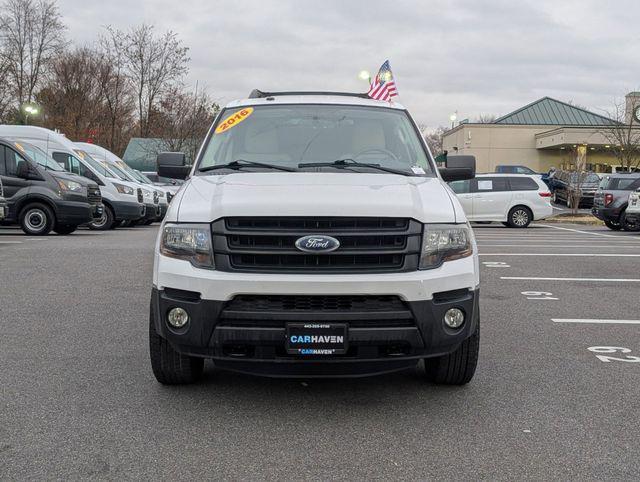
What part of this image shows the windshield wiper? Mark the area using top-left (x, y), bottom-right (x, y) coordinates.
top-left (298, 159), bottom-right (413, 176)
top-left (199, 159), bottom-right (297, 173)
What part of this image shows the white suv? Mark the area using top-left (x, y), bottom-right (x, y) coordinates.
top-left (449, 173), bottom-right (553, 227)
top-left (626, 188), bottom-right (640, 226)
top-left (149, 90), bottom-right (480, 385)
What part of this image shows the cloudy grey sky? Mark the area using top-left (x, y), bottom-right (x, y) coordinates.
top-left (59, 0), bottom-right (640, 128)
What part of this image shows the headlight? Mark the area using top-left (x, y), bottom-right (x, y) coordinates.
top-left (419, 224), bottom-right (474, 269)
top-left (160, 224), bottom-right (214, 269)
top-left (158, 190), bottom-right (165, 198)
top-left (113, 183), bottom-right (134, 195)
top-left (56, 179), bottom-right (82, 192)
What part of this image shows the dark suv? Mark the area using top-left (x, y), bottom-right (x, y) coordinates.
top-left (592, 173), bottom-right (640, 231)
top-left (550, 170), bottom-right (601, 208)
top-left (0, 138), bottom-right (103, 235)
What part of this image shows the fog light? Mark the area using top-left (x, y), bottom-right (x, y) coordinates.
top-left (167, 307), bottom-right (189, 328)
top-left (444, 308), bottom-right (465, 328)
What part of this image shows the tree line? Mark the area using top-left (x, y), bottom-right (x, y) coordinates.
top-left (0, 0), bottom-right (218, 161)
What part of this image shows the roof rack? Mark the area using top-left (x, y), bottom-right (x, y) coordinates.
top-left (248, 89), bottom-right (370, 99)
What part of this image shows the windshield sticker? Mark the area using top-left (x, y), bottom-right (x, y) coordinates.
top-left (411, 166), bottom-right (425, 174)
top-left (215, 107), bottom-right (254, 134)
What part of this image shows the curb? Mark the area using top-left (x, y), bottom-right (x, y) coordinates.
top-left (544, 217), bottom-right (604, 225)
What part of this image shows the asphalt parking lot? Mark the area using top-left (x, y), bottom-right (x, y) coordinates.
top-left (1, 223), bottom-right (639, 480)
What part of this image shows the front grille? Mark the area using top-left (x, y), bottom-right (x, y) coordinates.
top-left (86, 186), bottom-right (101, 204)
top-left (137, 188), bottom-right (143, 203)
top-left (226, 294), bottom-right (406, 312)
top-left (212, 217), bottom-right (422, 273)
top-left (153, 191), bottom-right (159, 204)
top-left (219, 294), bottom-right (415, 328)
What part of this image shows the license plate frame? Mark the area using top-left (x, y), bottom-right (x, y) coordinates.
top-left (286, 323), bottom-right (348, 355)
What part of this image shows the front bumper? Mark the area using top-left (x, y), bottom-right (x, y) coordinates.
top-left (591, 206), bottom-right (622, 221)
top-left (625, 210), bottom-right (640, 223)
top-left (56, 200), bottom-right (94, 225)
top-left (112, 199), bottom-right (145, 221)
top-left (143, 203), bottom-right (161, 222)
top-left (151, 255), bottom-right (479, 377)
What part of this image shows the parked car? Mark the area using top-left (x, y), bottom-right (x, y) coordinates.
top-left (495, 165), bottom-right (540, 175)
top-left (448, 174), bottom-right (552, 228)
top-left (0, 178), bottom-right (7, 221)
top-left (0, 126), bottom-right (145, 230)
top-left (625, 188), bottom-right (640, 226)
top-left (149, 90), bottom-right (479, 385)
top-left (0, 137), bottom-right (102, 235)
top-left (73, 142), bottom-right (162, 225)
top-left (141, 171), bottom-right (184, 195)
top-left (550, 170), bottom-right (601, 208)
top-left (592, 173), bottom-right (640, 231)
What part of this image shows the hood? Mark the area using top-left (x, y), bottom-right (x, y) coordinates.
top-left (172, 173), bottom-right (463, 224)
top-left (50, 170), bottom-right (95, 187)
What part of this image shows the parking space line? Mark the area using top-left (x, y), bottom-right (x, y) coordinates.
top-left (480, 253), bottom-right (640, 257)
top-left (501, 276), bottom-right (640, 282)
top-left (535, 224), bottom-right (630, 239)
top-left (0, 240), bottom-right (22, 244)
top-left (552, 319), bottom-right (640, 325)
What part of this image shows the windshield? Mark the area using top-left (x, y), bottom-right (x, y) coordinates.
top-left (98, 160), bottom-right (131, 182)
top-left (130, 168), bottom-right (153, 184)
top-left (14, 141), bottom-right (65, 171)
top-left (198, 104), bottom-right (433, 175)
top-left (74, 149), bottom-right (122, 179)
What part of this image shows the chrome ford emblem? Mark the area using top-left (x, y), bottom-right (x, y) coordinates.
top-left (295, 235), bottom-right (340, 253)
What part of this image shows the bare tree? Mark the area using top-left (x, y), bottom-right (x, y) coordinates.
top-left (35, 47), bottom-right (100, 140)
top-left (0, 0), bottom-right (66, 121)
top-left (475, 114), bottom-right (497, 123)
top-left (423, 126), bottom-right (447, 156)
top-left (146, 84), bottom-right (219, 163)
top-left (117, 24), bottom-right (190, 138)
top-left (598, 96), bottom-right (640, 172)
top-left (96, 27), bottom-right (135, 156)
top-left (0, 56), bottom-right (15, 121)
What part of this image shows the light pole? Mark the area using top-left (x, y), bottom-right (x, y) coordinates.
top-left (22, 104), bottom-right (40, 125)
top-left (449, 112), bottom-right (457, 129)
top-left (358, 70), bottom-right (372, 86)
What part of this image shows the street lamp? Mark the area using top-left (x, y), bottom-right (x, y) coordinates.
top-left (449, 112), bottom-right (457, 129)
top-left (358, 70), bottom-right (371, 85)
top-left (22, 104), bottom-right (40, 125)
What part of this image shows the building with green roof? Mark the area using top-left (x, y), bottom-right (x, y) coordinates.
top-left (442, 92), bottom-right (639, 173)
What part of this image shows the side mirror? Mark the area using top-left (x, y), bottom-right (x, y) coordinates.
top-left (157, 152), bottom-right (190, 180)
top-left (439, 155), bottom-right (476, 182)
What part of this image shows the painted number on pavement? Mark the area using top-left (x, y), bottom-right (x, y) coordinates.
top-left (588, 346), bottom-right (640, 363)
top-left (521, 291), bottom-right (558, 300)
top-left (483, 261), bottom-right (510, 268)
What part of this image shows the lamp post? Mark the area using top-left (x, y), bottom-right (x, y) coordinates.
top-left (449, 112), bottom-right (457, 129)
top-left (358, 70), bottom-right (372, 86)
top-left (22, 104), bottom-right (40, 125)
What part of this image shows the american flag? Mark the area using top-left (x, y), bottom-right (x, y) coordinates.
top-left (367, 60), bottom-right (398, 101)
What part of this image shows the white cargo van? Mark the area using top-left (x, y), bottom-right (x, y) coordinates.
top-left (73, 142), bottom-right (163, 225)
top-left (149, 91), bottom-right (479, 385)
top-left (0, 126), bottom-right (145, 229)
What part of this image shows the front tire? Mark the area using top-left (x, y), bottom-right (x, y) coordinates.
top-left (507, 206), bottom-right (532, 228)
top-left (149, 309), bottom-right (204, 385)
top-left (88, 205), bottom-right (115, 230)
top-left (423, 321), bottom-right (479, 385)
top-left (621, 211), bottom-right (640, 232)
top-left (19, 203), bottom-right (55, 235)
top-left (53, 224), bottom-right (77, 235)
top-left (604, 219), bottom-right (622, 231)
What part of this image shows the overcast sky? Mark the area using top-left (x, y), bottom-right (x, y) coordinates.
top-left (59, 0), bottom-right (640, 129)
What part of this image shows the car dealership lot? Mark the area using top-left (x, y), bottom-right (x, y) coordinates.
top-left (1, 223), bottom-right (639, 479)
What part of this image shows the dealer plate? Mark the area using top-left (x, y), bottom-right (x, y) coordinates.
top-left (286, 323), bottom-right (347, 355)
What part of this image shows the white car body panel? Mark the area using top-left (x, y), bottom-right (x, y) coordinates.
top-left (452, 173), bottom-right (552, 222)
top-left (174, 173), bottom-right (461, 224)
